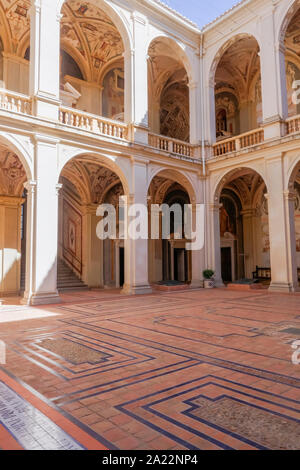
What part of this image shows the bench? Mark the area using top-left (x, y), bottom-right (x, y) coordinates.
top-left (252, 266), bottom-right (300, 281)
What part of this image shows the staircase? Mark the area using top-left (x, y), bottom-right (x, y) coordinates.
top-left (57, 258), bottom-right (88, 291)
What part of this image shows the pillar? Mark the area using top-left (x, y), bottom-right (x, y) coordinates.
top-left (0, 196), bottom-right (24, 296)
top-left (122, 160), bottom-right (152, 295)
top-left (266, 156), bottom-right (299, 292)
top-left (260, 12), bottom-right (288, 139)
top-left (23, 137), bottom-right (61, 305)
top-left (124, 12), bottom-right (148, 144)
top-left (241, 208), bottom-right (256, 278)
top-left (209, 202), bottom-right (224, 287)
top-left (30, 0), bottom-right (61, 120)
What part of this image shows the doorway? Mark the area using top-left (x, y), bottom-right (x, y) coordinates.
top-left (221, 247), bottom-right (232, 282)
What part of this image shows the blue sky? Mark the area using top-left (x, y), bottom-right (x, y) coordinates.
top-left (163, 0), bottom-right (240, 27)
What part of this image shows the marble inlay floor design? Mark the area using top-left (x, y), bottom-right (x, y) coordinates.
top-left (0, 288), bottom-right (299, 450)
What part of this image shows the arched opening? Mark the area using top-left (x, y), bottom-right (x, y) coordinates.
top-left (57, 156), bottom-right (126, 291)
top-left (60, 1), bottom-right (124, 119)
top-left (0, 1), bottom-right (31, 95)
top-left (284, 6), bottom-right (300, 117)
top-left (148, 37), bottom-right (190, 142)
top-left (214, 36), bottom-right (262, 141)
top-left (216, 168), bottom-right (269, 285)
top-left (0, 144), bottom-right (28, 297)
top-left (148, 172), bottom-right (193, 286)
top-left (288, 160), bottom-right (300, 285)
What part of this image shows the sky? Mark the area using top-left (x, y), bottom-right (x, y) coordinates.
top-left (162, 0), bottom-right (241, 27)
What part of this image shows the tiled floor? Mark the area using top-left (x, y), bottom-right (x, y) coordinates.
top-left (0, 288), bottom-right (299, 450)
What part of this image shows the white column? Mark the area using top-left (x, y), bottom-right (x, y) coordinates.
top-left (0, 197), bottom-right (24, 296)
top-left (260, 12), bottom-right (288, 139)
top-left (30, 0), bottom-right (61, 120)
top-left (189, 81), bottom-right (200, 145)
top-left (23, 181), bottom-right (36, 303)
top-left (241, 208), bottom-right (256, 278)
top-left (122, 160), bottom-right (152, 295)
top-left (209, 202), bottom-right (224, 287)
top-left (267, 156), bottom-right (299, 292)
top-left (190, 203), bottom-right (205, 287)
top-left (23, 137), bottom-right (61, 305)
top-left (124, 12), bottom-right (148, 144)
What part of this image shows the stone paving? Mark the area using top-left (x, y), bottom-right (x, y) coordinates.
top-left (0, 288), bottom-right (299, 450)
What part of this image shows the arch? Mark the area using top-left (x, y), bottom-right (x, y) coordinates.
top-left (56, 0), bottom-right (132, 53)
top-left (147, 35), bottom-right (194, 83)
top-left (277, 0), bottom-right (300, 47)
top-left (58, 150), bottom-right (130, 197)
top-left (0, 132), bottom-right (33, 181)
top-left (148, 168), bottom-right (196, 204)
top-left (287, 156), bottom-right (300, 189)
top-left (213, 165), bottom-right (268, 203)
top-left (208, 33), bottom-right (262, 88)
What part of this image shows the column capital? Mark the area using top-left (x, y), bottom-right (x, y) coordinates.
top-left (283, 189), bottom-right (297, 202)
top-left (24, 180), bottom-right (37, 194)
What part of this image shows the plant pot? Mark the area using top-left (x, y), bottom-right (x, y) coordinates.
top-left (204, 279), bottom-right (215, 289)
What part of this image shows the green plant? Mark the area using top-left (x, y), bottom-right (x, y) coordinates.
top-left (203, 269), bottom-right (215, 280)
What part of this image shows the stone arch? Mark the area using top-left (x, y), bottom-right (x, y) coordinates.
top-left (58, 150), bottom-right (130, 197)
top-left (277, 0), bottom-right (300, 47)
top-left (0, 133), bottom-right (33, 181)
top-left (56, 0), bottom-right (132, 53)
top-left (209, 33), bottom-right (262, 88)
top-left (148, 168), bottom-right (196, 204)
top-left (287, 155), bottom-right (300, 189)
top-left (213, 165), bottom-right (267, 203)
top-left (147, 34), bottom-right (194, 83)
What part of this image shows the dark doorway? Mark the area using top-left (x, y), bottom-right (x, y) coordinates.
top-left (174, 248), bottom-right (186, 282)
top-left (119, 247), bottom-right (124, 288)
top-left (221, 247), bottom-right (232, 282)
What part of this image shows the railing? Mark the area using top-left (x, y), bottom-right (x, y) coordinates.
top-left (148, 133), bottom-right (194, 158)
top-left (59, 106), bottom-right (128, 140)
top-left (0, 88), bottom-right (32, 115)
top-left (286, 114), bottom-right (300, 135)
top-left (213, 128), bottom-right (264, 157)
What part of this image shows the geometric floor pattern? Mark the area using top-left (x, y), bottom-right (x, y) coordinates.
top-left (0, 288), bottom-right (299, 450)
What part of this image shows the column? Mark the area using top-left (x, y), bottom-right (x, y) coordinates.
top-left (209, 202), bottom-right (224, 287)
top-left (260, 12), bottom-right (288, 139)
top-left (29, 0), bottom-right (61, 120)
top-left (189, 81), bottom-right (200, 146)
top-left (23, 137), bottom-right (61, 305)
top-left (122, 160), bottom-right (152, 295)
top-left (267, 156), bottom-right (299, 292)
top-left (241, 208), bottom-right (256, 278)
top-left (124, 12), bottom-right (148, 144)
top-left (82, 204), bottom-right (102, 288)
top-left (0, 196), bottom-right (24, 296)
top-left (190, 203), bottom-right (205, 288)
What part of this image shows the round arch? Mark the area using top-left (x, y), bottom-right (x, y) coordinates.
top-left (58, 150), bottom-right (130, 197)
top-left (213, 165), bottom-right (268, 203)
top-left (277, 0), bottom-right (300, 46)
top-left (148, 168), bottom-right (197, 204)
top-left (56, 0), bottom-right (132, 53)
top-left (147, 35), bottom-right (194, 83)
top-left (287, 156), bottom-right (300, 189)
top-left (0, 132), bottom-right (33, 181)
top-left (208, 33), bottom-right (262, 88)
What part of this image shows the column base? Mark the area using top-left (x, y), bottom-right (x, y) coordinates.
top-left (21, 291), bottom-right (62, 306)
top-left (269, 282), bottom-right (300, 293)
top-left (214, 279), bottom-right (225, 288)
top-left (121, 284), bottom-right (153, 295)
top-left (190, 280), bottom-right (204, 289)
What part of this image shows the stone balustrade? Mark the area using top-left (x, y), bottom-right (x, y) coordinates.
top-left (286, 114), bottom-right (300, 135)
top-left (0, 89), bottom-right (32, 115)
top-left (59, 106), bottom-right (128, 140)
top-left (148, 132), bottom-right (195, 158)
top-left (213, 128), bottom-right (264, 157)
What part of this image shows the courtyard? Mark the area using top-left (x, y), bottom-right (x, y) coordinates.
top-left (0, 288), bottom-right (299, 450)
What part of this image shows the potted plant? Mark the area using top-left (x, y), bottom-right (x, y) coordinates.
top-left (203, 269), bottom-right (215, 289)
